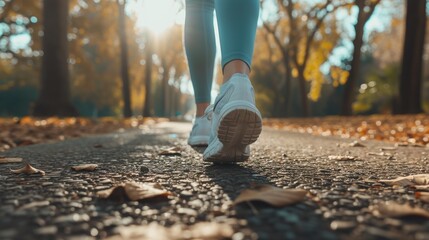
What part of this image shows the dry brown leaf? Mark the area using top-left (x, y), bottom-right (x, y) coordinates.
top-left (379, 174), bottom-right (429, 187)
top-left (71, 164), bottom-right (98, 171)
top-left (372, 202), bottom-right (429, 219)
top-left (10, 162), bottom-right (45, 176)
top-left (233, 184), bottom-right (307, 207)
top-left (0, 157), bottom-right (23, 164)
top-left (328, 155), bottom-right (359, 161)
top-left (159, 147), bottom-right (182, 156)
top-left (106, 222), bottom-right (233, 240)
top-left (415, 192), bottom-right (429, 203)
top-left (97, 182), bottom-right (171, 202)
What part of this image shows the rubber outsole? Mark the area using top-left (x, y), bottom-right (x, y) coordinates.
top-left (188, 136), bottom-right (209, 147)
top-left (204, 108), bottom-right (262, 163)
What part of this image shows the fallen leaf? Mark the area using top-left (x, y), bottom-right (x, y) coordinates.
top-left (10, 162), bottom-right (45, 176)
top-left (328, 155), bottom-right (359, 161)
top-left (0, 157), bottom-right (23, 164)
top-left (106, 222), bottom-right (233, 240)
top-left (349, 141), bottom-right (365, 147)
top-left (97, 182), bottom-right (171, 202)
top-left (233, 184), bottom-right (307, 207)
top-left (379, 174), bottom-right (429, 187)
top-left (159, 147), bottom-right (181, 156)
top-left (371, 202), bottom-right (429, 219)
top-left (71, 164), bottom-right (98, 171)
top-left (416, 192), bottom-right (429, 203)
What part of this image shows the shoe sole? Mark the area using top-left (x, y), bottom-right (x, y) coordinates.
top-left (204, 107), bottom-right (262, 163)
top-left (188, 136), bottom-right (209, 147)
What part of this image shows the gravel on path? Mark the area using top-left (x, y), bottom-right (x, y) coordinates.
top-left (0, 122), bottom-right (428, 240)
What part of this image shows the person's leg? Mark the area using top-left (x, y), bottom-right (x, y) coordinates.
top-left (203, 0), bottom-right (261, 162)
top-left (184, 0), bottom-right (216, 117)
top-left (185, 0), bottom-right (216, 147)
top-left (215, 0), bottom-right (259, 82)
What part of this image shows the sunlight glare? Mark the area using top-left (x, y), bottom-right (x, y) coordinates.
top-left (136, 0), bottom-right (184, 35)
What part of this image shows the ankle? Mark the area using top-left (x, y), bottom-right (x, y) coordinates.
top-left (196, 102), bottom-right (210, 117)
top-left (223, 60), bottom-right (250, 83)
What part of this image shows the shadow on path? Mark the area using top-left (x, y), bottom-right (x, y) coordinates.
top-left (204, 163), bottom-right (338, 240)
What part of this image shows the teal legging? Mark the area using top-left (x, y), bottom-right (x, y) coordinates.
top-left (184, 0), bottom-right (259, 103)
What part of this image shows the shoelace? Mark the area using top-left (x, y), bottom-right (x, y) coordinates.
top-left (203, 105), bottom-right (214, 121)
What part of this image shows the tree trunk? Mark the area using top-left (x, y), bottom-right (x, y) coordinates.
top-left (341, 0), bottom-right (366, 116)
top-left (33, 0), bottom-right (78, 117)
top-left (143, 32), bottom-right (153, 117)
top-left (297, 68), bottom-right (309, 117)
top-left (282, 56), bottom-right (293, 117)
top-left (161, 65), bottom-right (169, 117)
top-left (118, 0), bottom-right (132, 117)
top-left (398, 0), bottom-right (426, 114)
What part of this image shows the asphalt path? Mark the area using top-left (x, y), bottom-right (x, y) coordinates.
top-left (1, 122), bottom-right (428, 240)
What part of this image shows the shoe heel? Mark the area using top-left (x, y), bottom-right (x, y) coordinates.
top-left (218, 109), bottom-right (262, 147)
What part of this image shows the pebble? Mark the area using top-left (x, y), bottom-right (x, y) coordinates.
top-left (188, 199), bottom-right (204, 208)
top-left (140, 166), bottom-right (150, 174)
top-left (0, 229), bottom-right (17, 238)
top-left (177, 208), bottom-right (197, 216)
top-left (94, 186), bottom-right (111, 191)
top-left (54, 214), bottom-right (90, 223)
top-left (180, 190), bottom-right (193, 197)
top-left (330, 220), bottom-right (356, 230)
top-left (63, 235), bottom-right (95, 240)
top-left (34, 226), bottom-right (58, 235)
top-left (277, 211), bottom-right (299, 224)
top-left (347, 186), bottom-right (359, 192)
top-left (0, 205), bottom-right (15, 213)
top-left (19, 200), bottom-right (50, 210)
top-left (54, 191), bottom-right (65, 197)
top-left (69, 202), bottom-right (83, 209)
top-left (416, 232), bottom-right (429, 240)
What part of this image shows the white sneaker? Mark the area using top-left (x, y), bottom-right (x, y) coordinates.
top-left (188, 105), bottom-right (213, 147)
top-left (203, 73), bottom-right (262, 163)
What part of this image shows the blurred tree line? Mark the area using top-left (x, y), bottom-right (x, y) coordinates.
top-left (0, 0), bottom-right (427, 118)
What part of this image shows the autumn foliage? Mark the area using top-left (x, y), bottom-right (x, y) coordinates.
top-left (0, 117), bottom-right (166, 152)
top-left (264, 114), bottom-right (429, 147)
